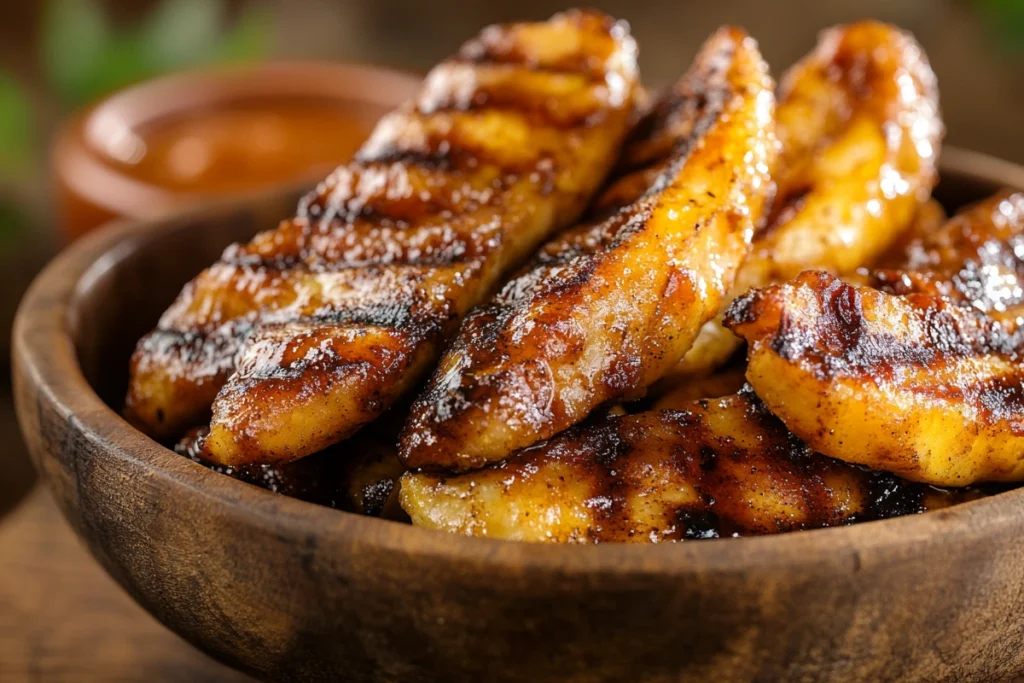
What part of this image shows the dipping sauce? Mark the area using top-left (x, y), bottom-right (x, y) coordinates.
top-left (103, 99), bottom-right (378, 194)
top-left (52, 63), bottom-right (421, 240)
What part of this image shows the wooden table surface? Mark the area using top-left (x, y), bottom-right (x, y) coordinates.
top-left (0, 388), bottom-right (254, 683)
top-left (0, 486), bottom-right (256, 683)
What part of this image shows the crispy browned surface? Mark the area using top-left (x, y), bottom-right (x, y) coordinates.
top-left (868, 191), bottom-right (1024, 327)
top-left (124, 10), bottom-right (640, 464)
top-left (400, 27), bottom-right (777, 471)
top-left (672, 21), bottom-right (942, 379)
top-left (401, 390), bottom-right (971, 542)
top-left (726, 266), bottom-right (1024, 486)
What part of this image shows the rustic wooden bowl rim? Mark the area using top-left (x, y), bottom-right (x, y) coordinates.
top-left (17, 146), bottom-right (1024, 577)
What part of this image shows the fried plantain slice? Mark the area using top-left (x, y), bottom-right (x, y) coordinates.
top-left (401, 26), bottom-right (777, 471)
top-left (125, 10), bottom-right (640, 464)
top-left (867, 191), bottom-right (1024, 327)
top-left (400, 390), bottom-right (971, 542)
top-left (726, 274), bottom-right (1024, 486)
top-left (727, 192), bottom-right (1024, 486)
top-left (670, 21), bottom-right (942, 379)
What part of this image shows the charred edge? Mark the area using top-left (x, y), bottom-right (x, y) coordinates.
top-left (487, 243), bottom-right (605, 335)
top-left (298, 150), bottom-right (455, 224)
top-left (306, 241), bottom-right (479, 271)
top-left (295, 213), bottom-right (484, 270)
top-left (656, 409), bottom-right (726, 539)
top-left (417, 95), bottom-right (609, 130)
top-left (722, 288), bottom-right (761, 329)
top-left (176, 428), bottom-right (351, 509)
top-left (354, 131), bottom-right (549, 184)
top-left (261, 303), bottom-right (445, 348)
top-left (973, 373), bottom-right (1024, 424)
top-left (527, 213), bottom-right (632, 270)
top-left (616, 34), bottom-right (736, 183)
top-left (220, 248), bottom-right (302, 272)
top-left (455, 10), bottom-right (623, 81)
top-left (304, 303), bottom-right (418, 331)
top-left (754, 275), bottom-right (1023, 377)
top-left (513, 193), bottom-right (656, 302)
top-left (139, 326), bottom-right (250, 367)
top-left (228, 350), bottom-right (381, 388)
top-left (578, 415), bottom-right (639, 541)
top-left (351, 146), bottom-right (455, 173)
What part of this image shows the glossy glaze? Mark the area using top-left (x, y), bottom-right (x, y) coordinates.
top-left (673, 21), bottom-right (942, 378)
top-left (401, 27), bottom-right (776, 471)
top-left (124, 10), bottom-right (640, 466)
top-left (401, 389), bottom-right (974, 542)
top-left (870, 191), bottom-right (1024, 327)
top-left (728, 249), bottom-right (1024, 486)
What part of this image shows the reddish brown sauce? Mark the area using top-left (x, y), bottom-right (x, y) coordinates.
top-left (104, 98), bottom-right (379, 194)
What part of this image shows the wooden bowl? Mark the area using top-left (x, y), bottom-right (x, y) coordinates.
top-left (14, 148), bottom-right (1024, 683)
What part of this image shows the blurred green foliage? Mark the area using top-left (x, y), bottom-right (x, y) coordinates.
top-left (0, 76), bottom-right (33, 176)
top-left (42, 0), bottom-right (272, 108)
top-left (0, 76), bottom-right (33, 247)
top-left (0, 0), bottom-right (272, 251)
top-left (977, 0), bottom-right (1024, 51)
top-left (0, 198), bottom-right (28, 248)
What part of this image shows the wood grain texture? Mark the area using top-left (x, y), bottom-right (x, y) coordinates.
top-left (0, 488), bottom-right (253, 683)
top-left (13, 148), bottom-right (1024, 682)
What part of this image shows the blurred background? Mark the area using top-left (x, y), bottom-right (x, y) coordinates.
top-left (2, 0), bottom-right (1024, 542)
top-left (1, 1), bottom-right (1023, 678)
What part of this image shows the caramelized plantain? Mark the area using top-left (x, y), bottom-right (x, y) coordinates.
top-left (401, 390), bottom-right (971, 542)
top-left (671, 21), bottom-right (942, 379)
top-left (726, 269), bottom-right (1024, 486)
top-left (726, 194), bottom-right (1024, 486)
top-left (401, 26), bottom-right (776, 471)
top-left (125, 10), bottom-right (640, 465)
top-left (867, 191), bottom-right (1024, 327)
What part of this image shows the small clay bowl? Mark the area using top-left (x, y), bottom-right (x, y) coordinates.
top-left (14, 148), bottom-right (1024, 682)
top-left (51, 62), bottom-right (420, 240)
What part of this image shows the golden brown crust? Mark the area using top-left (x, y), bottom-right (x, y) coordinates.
top-left (726, 266), bottom-right (1024, 486)
top-left (125, 10), bottom-right (640, 464)
top-left (672, 20), bottom-right (943, 379)
top-left (401, 26), bottom-right (777, 471)
top-left (868, 191), bottom-right (1024, 327)
top-left (400, 390), bottom-right (971, 542)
